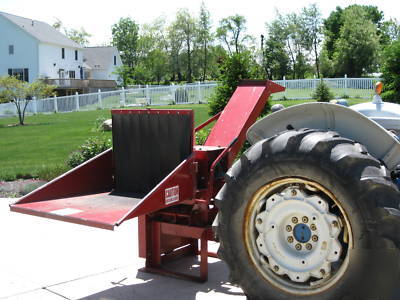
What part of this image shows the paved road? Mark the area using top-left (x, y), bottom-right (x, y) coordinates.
top-left (1, 198), bottom-right (245, 300)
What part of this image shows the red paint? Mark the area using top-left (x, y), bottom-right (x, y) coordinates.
top-left (205, 80), bottom-right (284, 164)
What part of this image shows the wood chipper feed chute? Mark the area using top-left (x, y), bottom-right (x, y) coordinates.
top-left (10, 109), bottom-right (195, 230)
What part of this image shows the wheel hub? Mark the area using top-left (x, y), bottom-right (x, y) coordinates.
top-left (293, 223), bottom-right (311, 243)
top-left (254, 185), bottom-right (342, 283)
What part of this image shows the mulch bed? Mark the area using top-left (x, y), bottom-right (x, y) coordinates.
top-left (0, 179), bottom-right (47, 198)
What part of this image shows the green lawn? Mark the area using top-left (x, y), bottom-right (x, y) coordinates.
top-left (0, 105), bottom-right (208, 181)
top-left (0, 99), bottom-right (368, 181)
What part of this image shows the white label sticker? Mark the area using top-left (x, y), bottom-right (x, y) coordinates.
top-left (50, 208), bottom-right (83, 216)
top-left (165, 186), bottom-right (179, 205)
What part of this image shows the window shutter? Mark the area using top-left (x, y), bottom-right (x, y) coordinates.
top-left (24, 69), bottom-right (29, 82)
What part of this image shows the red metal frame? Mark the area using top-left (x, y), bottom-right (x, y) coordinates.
top-left (10, 80), bottom-right (285, 283)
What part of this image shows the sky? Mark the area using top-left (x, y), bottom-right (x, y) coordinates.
top-left (1, 0), bottom-right (399, 46)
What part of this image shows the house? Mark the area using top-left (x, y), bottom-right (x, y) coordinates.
top-left (0, 11), bottom-right (119, 95)
top-left (82, 46), bottom-right (122, 82)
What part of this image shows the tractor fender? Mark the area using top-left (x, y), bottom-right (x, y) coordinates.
top-left (247, 102), bottom-right (400, 170)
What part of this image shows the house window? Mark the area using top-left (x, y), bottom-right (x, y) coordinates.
top-left (9, 45), bottom-right (14, 55)
top-left (75, 50), bottom-right (78, 61)
top-left (7, 68), bottom-right (29, 82)
top-left (114, 55), bottom-right (117, 66)
top-left (69, 70), bottom-right (75, 78)
top-left (62, 48), bottom-right (65, 59)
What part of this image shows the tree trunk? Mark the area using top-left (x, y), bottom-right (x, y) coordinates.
top-left (287, 41), bottom-right (296, 79)
top-left (202, 41), bottom-right (207, 82)
top-left (314, 41), bottom-right (320, 78)
top-left (187, 37), bottom-right (192, 83)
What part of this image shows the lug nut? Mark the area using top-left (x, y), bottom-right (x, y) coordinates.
top-left (273, 265), bottom-right (279, 272)
top-left (310, 224), bottom-right (317, 231)
top-left (302, 216), bottom-right (309, 223)
top-left (292, 217), bottom-right (298, 224)
top-left (257, 218), bottom-right (262, 225)
top-left (332, 220), bottom-right (339, 228)
top-left (306, 243), bottom-right (312, 250)
top-left (312, 235), bottom-right (319, 242)
top-left (286, 225), bottom-right (292, 232)
top-left (320, 269), bottom-right (326, 276)
top-left (287, 236), bottom-right (294, 243)
top-left (295, 243), bottom-right (302, 251)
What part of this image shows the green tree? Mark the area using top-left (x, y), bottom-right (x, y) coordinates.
top-left (167, 19), bottom-right (185, 81)
top-left (208, 52), bottom-right (253, 115)
top-left (0, 76), bottom-right (55, 125)
top-left (381, 18), bottom-right (400, 45)
top-left (332, 6), bottom-right (380, 77)
top-left (111, 17), bottom-right (139, 69)
top-left (324, 5), bottom-right (384, 60)
top-left (312, 80), bottom-right (333, 102)
top-left (198, 2), bottom-right (212, 81)
top-left (65, 27), bottom-right (91, 46)
top-left (174, 9), bottom-right (197, 83)
top-left (135, 17), bottom-right (170, 84)
top-left (272, 12), bottom-right (310, 79)
top-left (216, 15), bottom-right (249, 54)
top-left (301, 4), bottom-right (323, 77)
top-left (52, 19), bottom-right (91, 45)
top-left (114, 65), bottom-right (135, 87)
top-left (263, 20), bottom-right (290, 80)
top-left (381, 40), bottom-right (400, 102)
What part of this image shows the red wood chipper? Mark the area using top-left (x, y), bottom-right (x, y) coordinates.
top-left (10, 80), bottom-right (400, 299)
top-left (10, 80), bottom-right (283, 282)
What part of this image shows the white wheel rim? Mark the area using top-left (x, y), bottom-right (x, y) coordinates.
top-left (244, 178), bottom-right (353, 295)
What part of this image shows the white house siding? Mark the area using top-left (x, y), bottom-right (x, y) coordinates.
top-left (0, 14), bottom-right (39, 82)
top-left (107, 51), bottom-right (122, 81)
top-left (38, 43), bottom-right (83, 79)
top-left (90, 69), bottom-right (108, 80)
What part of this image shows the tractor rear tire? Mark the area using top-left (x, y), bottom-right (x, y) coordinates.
top-left (216, 129), bottom-right (400, 300)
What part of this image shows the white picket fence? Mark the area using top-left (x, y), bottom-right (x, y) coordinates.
top-left (0, 77), bottom-right (380, 117)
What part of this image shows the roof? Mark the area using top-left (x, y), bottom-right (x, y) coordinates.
top-left (0, 11), bottom-right (82, 48)
top-left (83, 47), bottom-right (119, 70)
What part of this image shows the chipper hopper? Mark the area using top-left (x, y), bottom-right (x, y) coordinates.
top-left (10, 80), bottom-right (400, 299)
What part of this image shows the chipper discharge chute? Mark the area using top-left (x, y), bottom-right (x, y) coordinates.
top-left (11, 79), bottom-right (400, 299)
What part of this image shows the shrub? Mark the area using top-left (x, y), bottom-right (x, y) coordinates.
top-left (208, 53), bottom-right (252, 116)
top-left (195, 128), bottom-right (210, 145)
top-left (67, 136), bottom-right (112, 168)
top-left (381, 40), bottom-right (400, 103)
top-left (92, 116), bottom-right (107, 132)
top-left (312, 80), bottom-right (333, 102)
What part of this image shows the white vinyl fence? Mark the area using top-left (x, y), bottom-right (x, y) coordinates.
top-left (0, 77), bottom-right (380, 117)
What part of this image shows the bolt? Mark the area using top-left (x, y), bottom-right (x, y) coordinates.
top-left (292, 217), bottom-right (298, 224)
top-left (273, 265), bottom-right (279, 272)
top-left (320, 269), bottom-right (326, 276)
top-left (312, 235), bottom-right (319, 242)
top-left (306, 243), bottom-right (312, 250)
top-left (257, 218), bottom-right (262, 225)
top-left (310, 224), bottom-right (317, 231)
top-left (332, 220), bottom-right (339, 228)
top-left (291, 189), bottom-right (297, 196)
top-left (286, 225), bottom-right (292, 232)
top-left (302, 216), bottom-right (309, 223)
top-left (295, 243), bottom-right (302, 251)
top-left (287, 236), bottom-right (294, 243)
